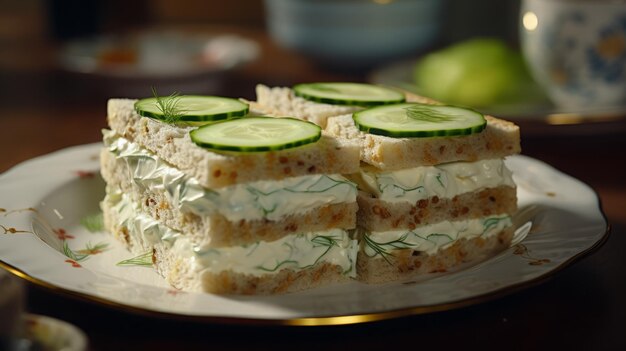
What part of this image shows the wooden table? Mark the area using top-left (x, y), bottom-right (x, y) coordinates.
top-left (1, 28), bottom-right (625, 351)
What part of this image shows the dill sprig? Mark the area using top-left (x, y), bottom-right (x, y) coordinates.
top-left (404, 104), bottom-right (459, 123)
top-left (117, 251), bottom-right (153, 267)
top-left (151, 87), bottom-right (185, 124)
top-left (362, 232), bottom-right (414, 265)
top-left (256, 259), bottom-right (298, 272)
top-left (311, 235), bottom-right (339, 265)
top-left (255, 234), bottom-right (341, 272)
top-left (483, 216), bottom-right (510, 235)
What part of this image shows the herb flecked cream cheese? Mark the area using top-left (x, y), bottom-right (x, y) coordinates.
top-left (362, 215), bottom-right (512, 258)
top-left (104, 131), bottom-right (357, 222)
top-left (105, 192), bottom-right (359, 277)
top-left (352, 159), bottom-right (515, 203)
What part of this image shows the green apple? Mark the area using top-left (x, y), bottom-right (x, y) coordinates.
top-left (413, 38), bottom-right (537, 108)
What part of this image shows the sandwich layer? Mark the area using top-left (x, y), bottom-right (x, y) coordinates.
top-left (357, 216), bottom-right (514, 283)
top-left (350, 158), bottom-right (514, 204)
top-left (100, 142), bottom-right (357, 248)
top-left (102, 191), bottom-right (358, 294)
top-left (357, 186), bottom-right (517, 231)
top-left (107, 98), bottom-right (360, 189)
top-left (350, 157), bottom-right (517, 231)
top-left (326, 114), bottom-right (520, 170)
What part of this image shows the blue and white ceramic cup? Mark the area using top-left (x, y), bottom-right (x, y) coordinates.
top-left (520, 0), bottom-right (626, 109)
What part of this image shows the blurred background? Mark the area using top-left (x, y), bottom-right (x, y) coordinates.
top-left (0, 0), bottom-right (520, 100)
top-left (1, 2), bottom-right (626, 350)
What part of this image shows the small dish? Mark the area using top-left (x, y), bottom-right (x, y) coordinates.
top-left (58, 30), bottom-right (259, 79)
top-left (19, 314), bottom-right (88, 351)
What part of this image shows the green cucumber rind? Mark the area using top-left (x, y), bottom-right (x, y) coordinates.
top-left (189, 117), bottom-right (322, 153)
top-left (354, 122), bottom-right (486, 138)
top-left (293, 83), bottom-right (406, 107)
top-left (353, 103), bottom-right (487, 138)
top-left (134, 96), bottom-right (249, 122)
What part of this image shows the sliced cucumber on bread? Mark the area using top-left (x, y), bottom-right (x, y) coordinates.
top-left (135, 95), bottom-right (249, 125)
top-left (190, 117), bottom-right (322, 152)
top-left (353, 103), bottom-right (486, 138)
top-left (293, 82), bottom-right (405, 106)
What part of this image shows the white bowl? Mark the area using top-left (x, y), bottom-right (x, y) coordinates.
top-left (264, 0), bottom-right (444, 69)
top-left (520, 0), bottom-right (626, 108)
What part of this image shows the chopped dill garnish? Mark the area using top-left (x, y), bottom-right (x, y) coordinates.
top-left (404, 104), bottom-right (459, 123)
top-left (151, 87), bottom-right (185, 124)
top-left (117, 251), bottom-right (153, 267)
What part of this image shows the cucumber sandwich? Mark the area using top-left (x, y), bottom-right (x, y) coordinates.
top-left (252, 83), bottom-right (521, 283)
top-left (100, 84), bottom-right (521, 293)
top-left (100, 94), bottom-right (361, 294)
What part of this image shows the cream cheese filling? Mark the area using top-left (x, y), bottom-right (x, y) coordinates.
top-left (106, 191), bottom-right (358, 277)
top-left (362, 215), bottom-right (512, 258)
top-left (104, 130), bottom-right (357, 222)
top-left (350, 159), bottom-right (515, 204)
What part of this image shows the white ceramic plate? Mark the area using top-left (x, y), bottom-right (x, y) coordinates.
top-left (0, 144), bottom-right (608, 325)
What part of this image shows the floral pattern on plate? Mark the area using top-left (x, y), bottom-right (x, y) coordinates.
top-left (0, 144), bottom-right (609, 325)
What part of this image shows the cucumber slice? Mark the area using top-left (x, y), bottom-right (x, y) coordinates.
top-left (190, 117), bottom-right (322, 152)
top-left (135, 95), bottom-right (248, 124)
top-left (293, 82), bottom-right (405, 106)
top-left (353, 103), bottom-right (486, 138)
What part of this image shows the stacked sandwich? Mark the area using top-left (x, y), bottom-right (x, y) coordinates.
top-left (100, 95), bottom-right (362, 294)
top-left (252, 83), bottom-right (520, 283)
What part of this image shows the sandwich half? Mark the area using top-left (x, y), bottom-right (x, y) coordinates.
top-left (100, 96), bottom-right (361, 294)
top-left (253, 83), bottom-right (521, 283)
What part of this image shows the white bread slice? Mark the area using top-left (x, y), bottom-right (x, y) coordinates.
top-left (101, 148), bottom-right (356, 247)
top-left (357, 226), bottom-right (514, 283)
top-left (251, 84), bottom-right (361, 128)
top-left (107, 99), bottom-right (360, 189)
top-left (326, 114), bottom-right (520, 170)
top-left (101, 194), bottom-right (354, 294)
top-left (357, 186), bottom-right (517, 232)
top-left (250, 85), bottom-right (520, 170)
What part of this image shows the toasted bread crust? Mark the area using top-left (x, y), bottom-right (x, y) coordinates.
top-left (357, 226), bottom-right (514, 283)
top-left (357, 186), bottom-right (517, 232)
top-left (107, 99), bottom-right (360, 189)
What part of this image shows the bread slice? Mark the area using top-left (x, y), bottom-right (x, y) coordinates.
top-left (326, 114), bottom-right (520, 170)
top-left (101, 191), bottom-right (357, 294)
top-left (357, 225), bottom-right (514, 283)
top-left (101, 147), bottom-right (357, 247)
top-left (251, 84), bottom-right (362, 128)
top-left (107, 99), bottom-right (360, 189)
top-left (357, 186), bottom-right (517, 232)
top-left (250, 85), bottom-right (520, 170)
